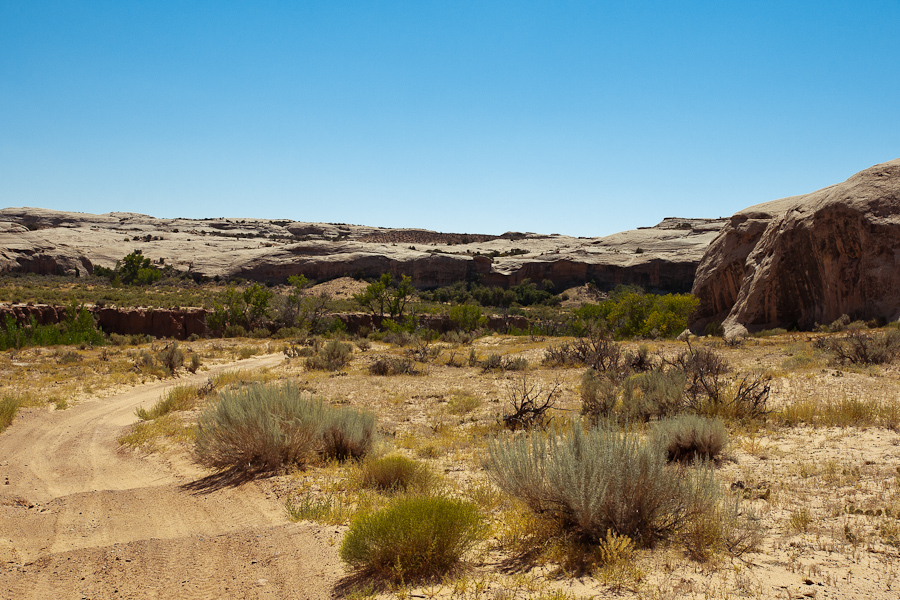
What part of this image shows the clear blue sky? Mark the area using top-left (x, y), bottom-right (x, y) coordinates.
top-left (2, 1), bottom-right (898, 237)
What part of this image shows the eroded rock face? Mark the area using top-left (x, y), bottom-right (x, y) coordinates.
top-left (0, 304), bottom-right (209, 340)
top-left (691, 159), bottom-right (900, 335)
top-left (0, 209), bottom-right (726, 293)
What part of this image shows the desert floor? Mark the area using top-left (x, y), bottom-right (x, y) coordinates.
top-left (1, 333), bottom-right (899, 599)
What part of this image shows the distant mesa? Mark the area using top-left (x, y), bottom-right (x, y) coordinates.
top-left (0, 207), bottom-right (725, 294)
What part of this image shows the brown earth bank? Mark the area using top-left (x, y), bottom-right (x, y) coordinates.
top-left (691, 158), bottom-right (900, 336)
top-left (0, 208), bottom-right (725, 293)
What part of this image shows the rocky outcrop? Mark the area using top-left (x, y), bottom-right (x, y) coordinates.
top-left (0, 208), bottom-right (726, 293)
top-left (691, 159), bottom-right (900, 335)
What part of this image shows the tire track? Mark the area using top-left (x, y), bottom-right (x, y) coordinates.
top-left (0, 353), bottom-right (342, 599)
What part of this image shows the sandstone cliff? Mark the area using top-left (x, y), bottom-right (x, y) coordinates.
top-left (691, 159), bottom-right (900, 335)
top-left (0, 208), bottom-right (725, 293)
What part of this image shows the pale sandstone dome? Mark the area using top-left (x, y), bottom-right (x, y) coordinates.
top-left (691, 158), bottom-right (900, 336)
top-left (0, 207), bottom-right (725, 293)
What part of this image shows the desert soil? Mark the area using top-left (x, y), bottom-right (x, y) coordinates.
top-left (0, 353), bottom-right (342, 600)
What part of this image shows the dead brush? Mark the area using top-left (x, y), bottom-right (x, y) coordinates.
top-left (542, 327), bottom-right (624, 375)
top-left (814, 327), bottom-right (900, 365)
top-left (406, 337), bottom-right (441, 362)
top-left (501, 375), bottom-right (560, 430)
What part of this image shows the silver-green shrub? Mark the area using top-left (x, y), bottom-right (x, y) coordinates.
top-left (485, 425), bottom-right (719, 546)
top-left (194, 382), bottom-right (374, 473)
top-left (651, 414), bottom-right (728, 463)
top-left (620, 369), bottom-right (686, 421)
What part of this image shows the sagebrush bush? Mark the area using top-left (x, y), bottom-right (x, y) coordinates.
top-left (580, 369), bottom-right (617, 425)
top-left (620, 369), bottom-right (686, 422)
top-left (194, 382), bottom-right (374, 473)
top-left (304, 340), bottom-right (352, 371)
top-left (321, 407), bottom-right (376, 460)
top-left (485, 425), bottom-right (720, 547)
top-left (358, 455), bottom-right (434, 492)
top-left (339, 496), bottom-right (485, 582)
top-left (156, 342), bottom-right (184, 375)
top-left (368, 356), bottom-right (421, 376)
top-left (652, 414), bottom-right (728, 463)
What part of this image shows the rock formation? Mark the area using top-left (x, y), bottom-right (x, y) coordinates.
top-left (691, 159), bottom-right (900, 335)
top-left (0, 208), bottom-right (726, 293)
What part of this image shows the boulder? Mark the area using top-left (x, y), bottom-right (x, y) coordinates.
top-left (691, 159), bottom-right (900, 332)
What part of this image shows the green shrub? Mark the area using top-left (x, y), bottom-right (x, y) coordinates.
top-left (304, 340), bottom-right (352, 371)
top-left (194, 382), bottom-right (374, 473)
top-left (652, 415), bottom-right (728, 463)
top-left (358, 455), bottom-right (434, 492)
top-left (574, 288), bottom-right (700, 339)
top-left (486, 425), bottom-right (720, 547)
top-left (339, 496), bottom-right (486, 582)
top-left (0, 303), bottom-right (104, 351)
top-left (448, 303), bottom-right (487, 332)
top-left (223, 324), bottom-right (248, 338)
top-left (440, 330), bottom-right (477, 345)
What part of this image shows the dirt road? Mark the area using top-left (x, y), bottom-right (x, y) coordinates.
top-left (0, 354), bottom-right (343, 599)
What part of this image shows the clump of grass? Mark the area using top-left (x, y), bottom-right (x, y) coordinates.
top-left (485, 425), bottom-right (720, 548)
top-left (305, 340), bottom-right (353, 371)
top-left (775, 395), bottom-right (900, 430)
top-left (211, 368), bottom-right (275, 388)
top-left (286, 491), bottom-right (355, 525)
top-left (194, 382), bottom-right (374, 474)
top-left (0, 392), bottom-right (43, 433)
top-left (136, 384), bottom-right (203, 421)
top-left (789, 507), bottom-right (812, 533)
top-left (339, 496), bottom-right (486, 583)
top-left (0, 395), bottom-right (22, 433)
top-left (357, 455), bottom-right (435, 493)
top-left (447, 391), bottom-right (481, 415)
top-left (652, 414), bottom-right (728, 463)
top-left (118, 413), bottom-right (194, 452)
top-left (480, 353), bottom-right (528, 372)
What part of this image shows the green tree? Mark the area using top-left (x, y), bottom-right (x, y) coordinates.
top-left (118, 250), bottom-right (161, 286)
top-left (354, 273), bottom-right (416, 320)
top-left (242, 283), bottom-right (273, 329)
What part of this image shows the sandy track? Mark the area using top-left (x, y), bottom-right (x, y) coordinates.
top-left (0, 354), bottom-right (343, 599)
